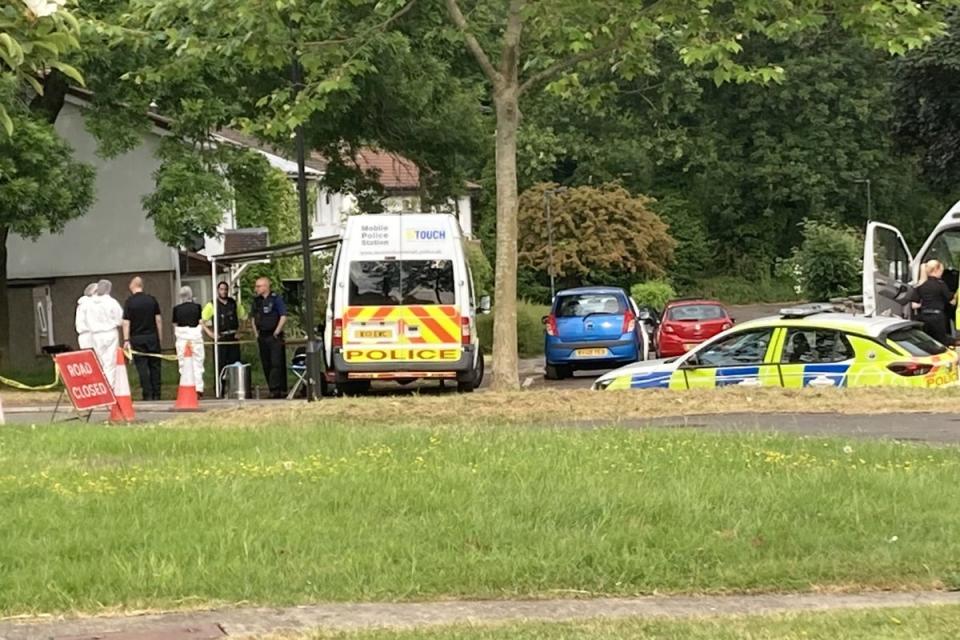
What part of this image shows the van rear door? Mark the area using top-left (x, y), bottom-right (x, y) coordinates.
top-left (863, 222), bottom-right (914, 318)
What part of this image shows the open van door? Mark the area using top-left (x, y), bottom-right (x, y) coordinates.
top-left (863, 222), bottom-right (914, 318)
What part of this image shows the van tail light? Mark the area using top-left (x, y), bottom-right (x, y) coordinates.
top-left (546, 314), bottom-right (558, 337)
top-left (461, 316), bottom-right (471, 345)
top-left (333, 318), bottom-right (343, 348)
top-left (622, 310), bottom-right (636, 334)
top-left (887, 362), bottom-right (933, 377)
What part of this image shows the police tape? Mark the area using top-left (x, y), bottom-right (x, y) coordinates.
top-left (124, 338), bottom-right (307, 362)
top-left (0, 368), bottom-right (61, 391)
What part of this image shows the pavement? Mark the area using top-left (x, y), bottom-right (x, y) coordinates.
top-left (2, 590), bottom-right (959, 639)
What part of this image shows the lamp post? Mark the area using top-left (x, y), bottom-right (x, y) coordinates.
top-left (292, 53), bottom-right (320, 401)
top-left (854, 178), bottom-right (873, 220)
top-left (543, 187), bottom-right (567, 300)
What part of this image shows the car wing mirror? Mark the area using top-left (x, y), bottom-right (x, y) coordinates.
top-left (479, 295), bottom-right (492, 314)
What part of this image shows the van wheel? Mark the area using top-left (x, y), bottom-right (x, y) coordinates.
top-left (457, 351), bottom-right (485, 393)
top-left (337, 380), bottom-right (371, 396)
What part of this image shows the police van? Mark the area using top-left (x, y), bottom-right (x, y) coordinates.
top-left (324, 213), bottom-right (487, 394)
top-left (864, 199), bottom-right (960, 319)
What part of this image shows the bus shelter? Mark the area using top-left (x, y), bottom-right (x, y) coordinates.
top-left (210, 234), bottom-right (341, 397)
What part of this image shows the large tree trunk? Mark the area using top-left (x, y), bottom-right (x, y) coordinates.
top-left (0, 227), bottom-right (10, 369)
top-left (490, 89), bottom-right (521, 391)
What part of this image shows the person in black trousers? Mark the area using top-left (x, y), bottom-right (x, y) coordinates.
top-left (251, 277), bottom-right (288, 399)
top-left (122, 276), bottom-right (163, 401)
top-left (914, 260), bottom-right (957, 345)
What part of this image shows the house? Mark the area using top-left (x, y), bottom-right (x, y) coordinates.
top-left (5, 93), bottom-right (477, 369)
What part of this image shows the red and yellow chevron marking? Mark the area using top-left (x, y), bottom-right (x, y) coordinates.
top-left (344, 305), bottom-right (461, 344)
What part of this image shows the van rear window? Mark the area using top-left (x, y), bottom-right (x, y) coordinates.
top-left (349, 260), bottom-right (455, 306)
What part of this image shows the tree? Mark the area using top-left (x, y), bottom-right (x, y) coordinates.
top-left (0, 0), bottom-right (83, 134)
top-left (443, 0), bottom-right (957, 389)
top-left (0, 104), bottom-right (94, 362)
top-left (518, 183), bottom-right (674, 288)
top-left (893, 9), bottom-right (960, 191)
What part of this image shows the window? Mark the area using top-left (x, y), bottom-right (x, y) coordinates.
top-left (555, 294), bottom-right (625, 318)
top-left (922, 230), bottom-right (960, 293)
top-left (781, 328), bottom-right (853, 364)
top-left (348, 260), bottom-right (455, 306)
top-left (692, 329), bottom-right (773, 368)
top-left (874, 227), bottom-right (910, 282)
top-left (888, 327), bottom-right (948, 356)
top-left (667, 304), bottom-right (726, 321)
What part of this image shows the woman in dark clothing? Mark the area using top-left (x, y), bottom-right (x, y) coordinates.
top-left (914, 260), bottom-right (956, 345)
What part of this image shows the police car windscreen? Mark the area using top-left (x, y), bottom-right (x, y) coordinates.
top-left (888, 327), bottom-right (948, 356)
top-left (349, 260), bottom-right (455, 306)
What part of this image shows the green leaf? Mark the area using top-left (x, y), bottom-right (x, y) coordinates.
top-left (0, 105), bottom-right (12, 137)
top-left (49, 61), bottom-right (84, 86)
top-left (0, 33), bottom-right (24, 66)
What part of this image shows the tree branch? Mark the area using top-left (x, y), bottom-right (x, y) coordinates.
top-left (303, 0), bottom-right (418, 48)
top-left (501, 0), bottom-right (525, 81)
top-left (444, 0), bottom-right (502, 87)
top-left (518, 39), bottom-right (620, 96)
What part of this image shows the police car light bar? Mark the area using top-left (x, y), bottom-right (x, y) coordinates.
top-left (779, 303), bottom-right (837, 319)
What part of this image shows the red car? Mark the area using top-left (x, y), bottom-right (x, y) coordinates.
top-left (656, 299), bottom-right (734, 358)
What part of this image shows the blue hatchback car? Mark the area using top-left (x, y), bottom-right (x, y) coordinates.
top-left (543, 287), bottom-right (648, 380)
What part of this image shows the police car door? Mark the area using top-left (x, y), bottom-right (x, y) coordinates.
top-left (863, 222), bottom-right (914, 318)
top-left (679, 328), bottom-right (780, 389)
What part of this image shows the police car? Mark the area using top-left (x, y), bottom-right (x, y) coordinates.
top-left (592, 304), bottom-right (959, 391)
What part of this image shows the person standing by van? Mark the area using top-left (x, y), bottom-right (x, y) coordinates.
top-left (251, 277), bottom-right (288, 399)
top-left (914, 260), bottom-right (956, 345)
top-left (203, 281), bottom-right (243, 379)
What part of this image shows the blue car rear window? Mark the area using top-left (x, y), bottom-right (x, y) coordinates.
top-left (556, 294), bottom-right (625, 317)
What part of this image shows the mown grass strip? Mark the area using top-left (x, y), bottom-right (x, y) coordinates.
top-left (305, 605), bottom-right (960, 639)
top-left (1, 422), bottom-right (959, 616)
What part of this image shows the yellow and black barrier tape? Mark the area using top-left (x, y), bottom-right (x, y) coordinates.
top-left (0, 368), bottom-right (61, 391)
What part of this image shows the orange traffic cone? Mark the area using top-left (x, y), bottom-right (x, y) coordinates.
top-left (110, 347), bottom-right (135, 423)
top-left (174, 341), bottom-right (200, 411)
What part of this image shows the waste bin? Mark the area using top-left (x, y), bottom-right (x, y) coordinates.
top-left (221, 362), bottom-right (252, 400)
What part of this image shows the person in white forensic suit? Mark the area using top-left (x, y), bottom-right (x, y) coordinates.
top-left (75, 282), bottom-right (98, 350)
top-left (172, 286), bottom-right (212, 397)
top-left (89, 279), bottom-right (124, 389)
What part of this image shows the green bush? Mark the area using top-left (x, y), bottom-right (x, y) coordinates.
top-left (682, 275), bottom-right (799, 305)
top-left (630, 281), bottom-right (677, 311)
top-left (779, 219), bottom-right (862, 302)
top-left (477, 301), bottom-right (549, 357)
top-left (465, 241), bottom-right (494, 299)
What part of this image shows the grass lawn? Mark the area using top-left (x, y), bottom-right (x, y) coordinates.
top-left (2, 420), bottom-right (960, 617)
top-left (304, 605), bottom-right (960, 639)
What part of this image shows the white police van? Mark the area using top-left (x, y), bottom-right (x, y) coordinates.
top-left (324, 213), bottom-right (487, 394)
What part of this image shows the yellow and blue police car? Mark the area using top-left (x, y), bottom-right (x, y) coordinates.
top-left (592, 304), bottom-right (959, 391)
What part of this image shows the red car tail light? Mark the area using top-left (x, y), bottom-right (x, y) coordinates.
top-left (545, 314), bottom-right (558, 337)
top-left (661, 323), bottom-right (675, 334)
top-left (887, 362), bottom-right (933, 377)
top-left (622, 309), bottom-right (636, 333)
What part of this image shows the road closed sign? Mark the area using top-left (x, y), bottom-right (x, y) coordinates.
top-left (54, 350), bottom-right (116, 411)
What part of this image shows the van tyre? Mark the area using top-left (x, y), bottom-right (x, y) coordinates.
top-left (337, 380), bottom-right (371, 396)
top-left (457, 351), bottom-right (485, 393)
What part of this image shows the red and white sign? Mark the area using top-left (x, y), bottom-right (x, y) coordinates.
top-left (54, 350), bottom-right (116, 411)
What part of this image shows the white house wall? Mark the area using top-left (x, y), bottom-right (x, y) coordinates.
top-left (8, 101), bottom-right (176, 279)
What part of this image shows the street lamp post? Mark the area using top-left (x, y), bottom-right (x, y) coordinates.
top-left (543, 187), bottom-right (567, 301)
top-left (292, 54), bottom-right (320, 401)
top-left (854, 178), bottom-right (873, 219)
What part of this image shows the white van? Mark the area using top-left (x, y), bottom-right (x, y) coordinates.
top-left (863, 199), bottom-right (960, 317)
top-left (324, 213), bottom-right (486, 394)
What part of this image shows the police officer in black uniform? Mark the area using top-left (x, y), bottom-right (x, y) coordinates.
top-left (251, 277), bottom-right (288, 399)
top-left (914, 259), bottom-right (956, 345)
top-left (207, 281), bottom-right (242, 374)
